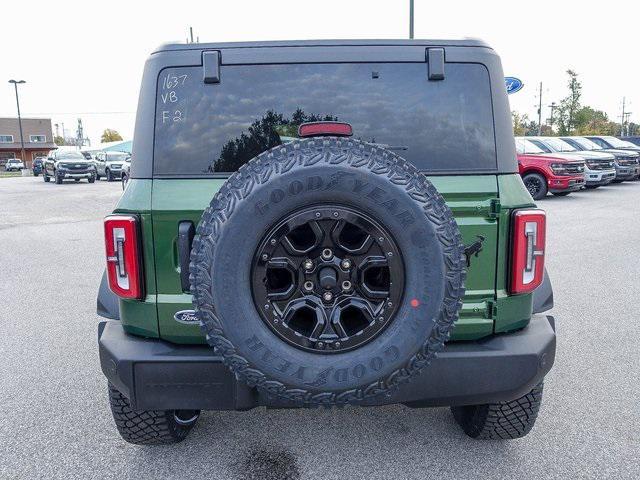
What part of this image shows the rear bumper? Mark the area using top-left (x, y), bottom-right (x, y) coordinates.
top-left (99, 314), bottom-right (556, 410)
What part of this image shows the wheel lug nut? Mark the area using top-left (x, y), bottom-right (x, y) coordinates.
top-left (303, 259), bottom-right (314, 271)
top-left (323, 291), bottom-right (333, 302)
top-left (334, 342), bottom-right (341, 349)
top-left (321, 248), bottom-right (333, 260)
top-left (377, 316), bottom-right (384, 323)
top-left (341, 280), bottom-right (352, 291)
top-left (304, 281), bottom-right (314, 291)
top-left (261, 253), bottom-right (269, 261)
top-left (270, 238), bottom-right (277, 245)
top-left (317, 342), bottom-right (324, 349)
top-left (341, 259), bottom-right (352, 269)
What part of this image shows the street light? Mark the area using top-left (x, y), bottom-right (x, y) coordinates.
top-left (8, 79), bottom-right (27, 175)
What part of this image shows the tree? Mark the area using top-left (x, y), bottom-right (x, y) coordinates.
top-left (556, 70), bottom-right (582, 135)
top-left (512, 111), bottom-right (529, 136)
top-left (54, 135), bottom-right (65, 146)
top-left (101, 129), bottom-right (123, 143)
top-left (211, 110), bottom-right (338, 172)
top-left (574, 107), bottom-right (618, 136)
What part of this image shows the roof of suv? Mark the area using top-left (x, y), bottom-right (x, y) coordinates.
top-left (153, 38), bottom-right (492, 54)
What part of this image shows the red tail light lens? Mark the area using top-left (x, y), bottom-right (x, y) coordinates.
top-left (510, 209), bottom-right (546, 295)
top-left (104, 215), bottom-right (143, 299)
top-left (298, 121), bottom-right (353, 138)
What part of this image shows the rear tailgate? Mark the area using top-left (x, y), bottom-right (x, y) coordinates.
top-left (151, 175), bottom-right (500, 343)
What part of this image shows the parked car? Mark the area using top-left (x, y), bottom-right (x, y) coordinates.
top-left (560, 136), bottom-right (640, 181)
top-left (93, 151), bottom-right (130, 181)
top-left (620, 136), bottom-right (640, 147)
top-left (121, 156), bottom-right (131, 189)
top-left (5, 158), bottom-right (25, 171)
top-left (525, 137), bottom-right (617, 188)
top-left (32, 157), bottom-right (44, 176)
top-left (43, 150), bottom-right (96, 184)
top-left (97, 39), bottom-right (556, 445)
top-left (515, 139), bottom-right (585, 199)
top-left (586, 135), bottom-right (640, 152)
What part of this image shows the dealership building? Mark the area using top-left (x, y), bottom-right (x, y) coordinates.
top-left (0, 117), bottom-right (56, 169)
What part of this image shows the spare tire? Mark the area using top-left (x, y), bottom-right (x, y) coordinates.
top-left (190, 137), bottom-right (466, 406)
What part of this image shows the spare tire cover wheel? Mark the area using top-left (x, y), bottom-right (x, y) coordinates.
top-left (190, 138), bottom-right (466, 405)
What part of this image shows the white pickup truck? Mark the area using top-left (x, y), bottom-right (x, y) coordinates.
top-left (4, 158), bottom-right (25, 171)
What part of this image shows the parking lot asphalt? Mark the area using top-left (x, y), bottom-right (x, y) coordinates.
top-left (1, 176), bottom-right (638, 480)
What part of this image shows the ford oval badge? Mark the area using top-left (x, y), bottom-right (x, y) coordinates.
top-left (505, 77), bottom-right (524, 95)
top-left (174, 310), bottom-right (200, 325)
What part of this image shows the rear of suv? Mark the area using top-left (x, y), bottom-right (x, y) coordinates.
top-left (97, 40), bottom-right (556, 445)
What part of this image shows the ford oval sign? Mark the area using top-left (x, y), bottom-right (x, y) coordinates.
top-left (505, 77), bottom-right (524, 95)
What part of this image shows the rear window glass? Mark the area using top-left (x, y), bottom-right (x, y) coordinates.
top-left (154, 63), bottom-right (496, 176)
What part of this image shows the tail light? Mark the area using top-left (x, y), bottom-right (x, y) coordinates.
top-left (510, 209), bottom-right (546, 294)
top-left (104, 215), bottom-right (143, 299)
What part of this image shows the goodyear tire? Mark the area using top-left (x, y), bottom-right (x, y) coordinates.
top-left (190, 138), bottom-right (466, 406)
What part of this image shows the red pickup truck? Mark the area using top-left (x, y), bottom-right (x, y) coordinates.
top-left (517, 152), bottom-right (585, 200)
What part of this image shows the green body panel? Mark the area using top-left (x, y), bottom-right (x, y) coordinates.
top-left (114, 174), bottom-right (535, 344)
top-left (146, 176), bottom-right (517, 344)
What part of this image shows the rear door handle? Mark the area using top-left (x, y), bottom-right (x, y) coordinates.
top-left (177, 221), bottom-right (195, 292)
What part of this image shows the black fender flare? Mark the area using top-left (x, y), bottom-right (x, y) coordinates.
top-left (532, 268), bottom-right (553, 314)
top-left (97, 270), bottom-right (120, 320)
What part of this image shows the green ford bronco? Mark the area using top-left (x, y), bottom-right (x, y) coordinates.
top-left (97, 39), bottom-right (556, 445)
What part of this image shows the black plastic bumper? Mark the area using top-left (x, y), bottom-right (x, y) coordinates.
top-left (98, 315), bottom-right (556, 410)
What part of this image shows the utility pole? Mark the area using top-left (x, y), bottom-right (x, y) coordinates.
top-left (54, 123), bottom-right (59, 139)
top-left (9, 79), bottom-right (27, 174)
top-left (409, 0), bottom-right (414, 39)
top-left (190, 27), bottom-right (194, 43)
top-left (620, 97), bottom-right (626, 136)
top-left (61, 122), bottom-right (65, 143)
top-left (623, 112), bottom-right (632, 137)
top-left (537, 82), bottom-right (543, 135)
top-left (548, 102), bottom-right (557, 131)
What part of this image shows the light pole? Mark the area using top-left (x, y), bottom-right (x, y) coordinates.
top-left (9, 79), bottom-right (27, 175)
top-left (409, 0), bottom-right (414, 39)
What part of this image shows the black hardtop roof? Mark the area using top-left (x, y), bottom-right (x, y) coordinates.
top-left (153, 38), bottom-right (491, 54)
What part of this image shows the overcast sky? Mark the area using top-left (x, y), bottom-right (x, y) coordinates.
top-left (1, 0), bottom-right (637, 145)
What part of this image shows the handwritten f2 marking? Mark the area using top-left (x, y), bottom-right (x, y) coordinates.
top-left (161, 110), bottom-right (184, 124)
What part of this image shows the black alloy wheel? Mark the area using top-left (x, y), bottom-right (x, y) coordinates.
top-left (523, 173), bottom-right (547, 200)
top-left (251, 205), bottom-right (404, 354)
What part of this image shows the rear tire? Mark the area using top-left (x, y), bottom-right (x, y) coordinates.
top-left (106, 169), bottom-right (114, 182)
top-left (43, 173), bottom-right (50, 182)
top-left (522, 173), bottom-right (548, 200)
top-left (88, 175), bottom-right (96, 184)
top-left (55, 172), bottom-right (63, 184)
top-left (108, 383), bottom-right (199, 445)
top-left (451, 382), bottom-right (544, 440)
